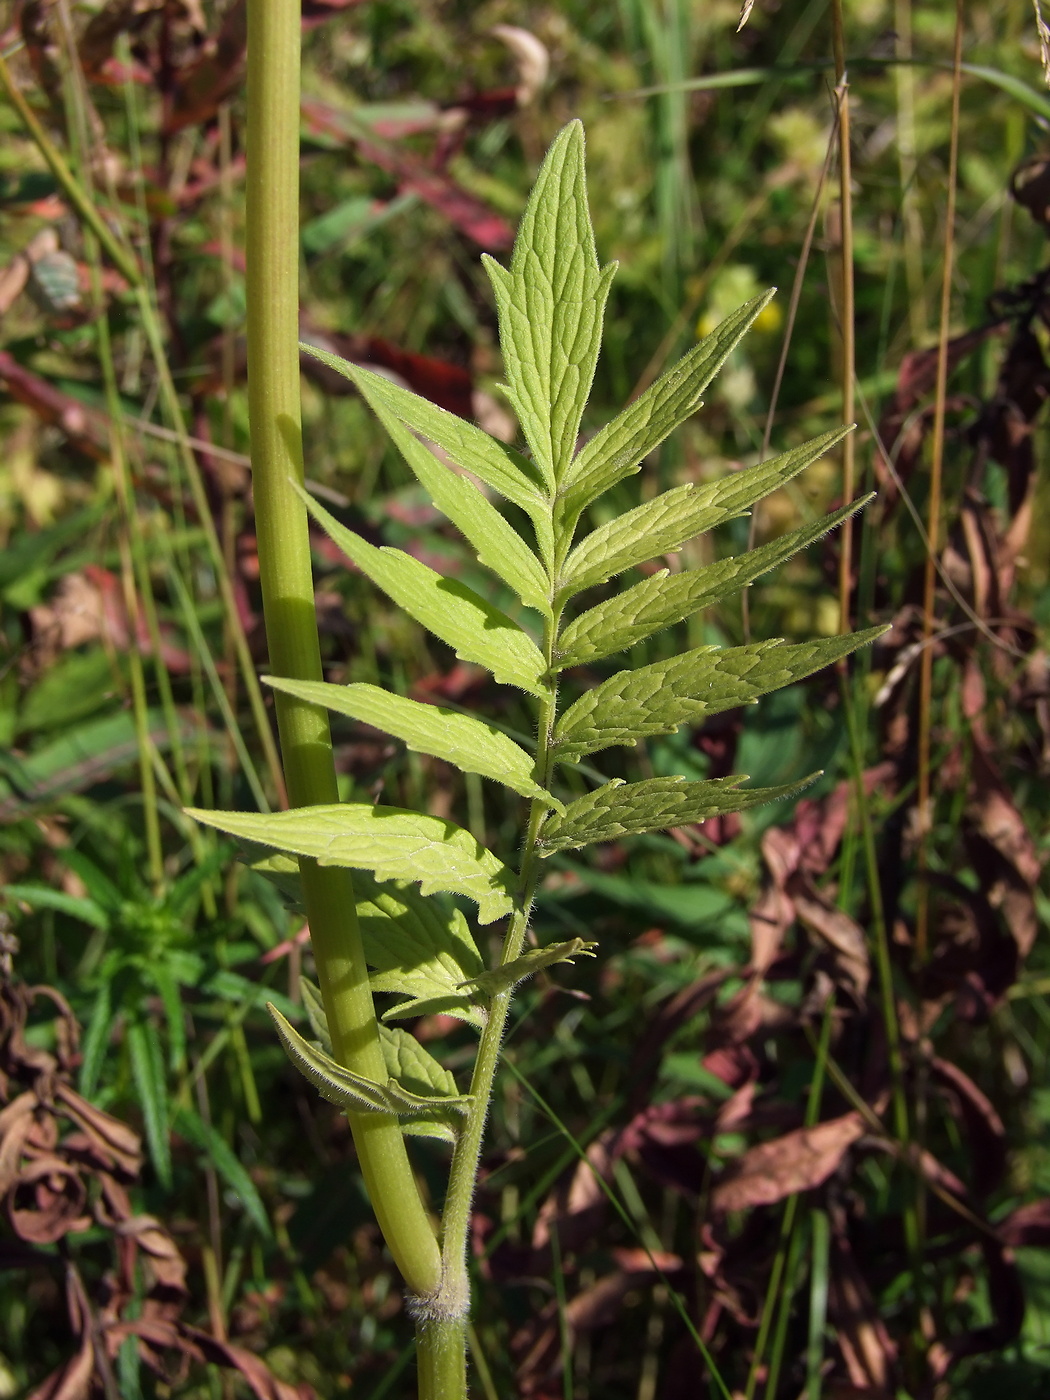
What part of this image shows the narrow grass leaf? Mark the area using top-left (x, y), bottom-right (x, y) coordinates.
top-left (0, 883), bottom-right (110, 929)
top-left (300, 343), bottom-right (549, 517)
top-left (301, 490), bottom-right (547, 696)
top-left (264, 677), bottom-right (561, 808)
top-left (560, 428), bottom-right (849, 596)
top-left (339, 363), bottom-right (552, 613)
top-left (556, 496), bottom-right (872, 668)
top-left (126, 1016), bottom-right (172, 1188)
top-left (187, 804), bottom-right (516, 924)
top-left (79, 980), bottom-right (113, 1100)
top-left (173, 1105), bottom-right (272, 1237)
top-left (537, 773), bottom-right (818, 852)
top-left (482, 120), bottom-right (615, 486)
top-left (459, 938), bottom-right (597, 998)
top-left (555, 627), bottom-right (887, 761)
top-left (149, 960), bottom-right (186, 1073)
top-left (560, 293), bottom-right (775, 512)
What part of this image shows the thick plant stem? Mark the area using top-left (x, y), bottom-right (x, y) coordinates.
top-left (417, 1318), bottom-right (467, 1400)
top-left (245, 0), bottom-right (440, 1302)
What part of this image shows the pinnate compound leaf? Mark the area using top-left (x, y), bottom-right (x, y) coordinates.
top-left (268, 1005), bottom-right (470, 1143)
top-left (353, 872), bottom-right (486, 1029)
top-left (537, 774), bottom-right (819, 853)
top-left (186, 804), bottom-right (516, 924)
top-left (555, 627), bottom-right (887, 761)
top-left (330, 362), bottom-right (551, 613)
top-left (560, 293), bottom-right (776, 513)
top-left (459, 938), bottom-right (597, 998)
top-left (301, 490), bottom-right (547, 696)
top-left (560, 428), bottom-right (849, 597)
top-left (264, 677), bottom-right (560, 809)
top-left (556, 496), bottom-right (872, 669)
top-left (301, 343), bottom-right (549, 523)
top-left (483, 120), bottom-right (616, 487)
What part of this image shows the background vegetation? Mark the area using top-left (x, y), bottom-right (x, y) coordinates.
top-left (0, 1), bottom-right (1048, 1397)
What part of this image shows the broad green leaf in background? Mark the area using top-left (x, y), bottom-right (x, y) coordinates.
top-left (334, 362), bottom-right (552, 611)
top-left (560, 427), bottom-right (850, 596)
top-left (126, 1016), bottom-right (172, 1188)
top-left (556, 496), bottom-right (872, 668)
top-left (482, 120), bottom-right (616, 487)
top-left (173, 1106), bottom-right (272, 1237)
top-left (187, 804), bottom-right (517, 924)
top-left (300, 343), bottom-right (550, 524)
top-left (354, 872), bottom-right (486, 1028)
top-left (300, 490), bottom-right (547, 696)
top-left (264, 677), bottom-right (561, 808)
top-left (459, 937), bottom-right (597, 999)
top-left (559, 293), bottom-right (775, 515)
top-left (554, 628), bottom-right (887, 761)
top-left (537, 773), bottom-right (818, 852)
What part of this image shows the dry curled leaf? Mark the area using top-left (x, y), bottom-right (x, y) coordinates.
top-left (712, 1113), bottom-right (865, 1213)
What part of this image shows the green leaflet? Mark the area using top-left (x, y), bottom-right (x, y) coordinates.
top-left (559, 428), bottom-right (849, 598)
top-left (354, 872), bottom-right (487, 1029)
top-left (250, 863), bottom-right (487, 1027)
top-left (314, 358), bottom-right (553, 608)
top-left (459, 938), bottom-right (597, 998)
top-left (300, 489), bottom-right (547, 696)
top-left (381, 1023), bottom-right (464, 1105)
top-left (268, 1004), bottom-right (470, 1144)
top-left (264, 677), bottom-right (561, 809)
top-left (186, 804), bottom-right (516, 924)
top-left (559, 293), bottom-right (776, 514)
top-left (300, 976), bottom-right (332, 1052)
top-left (555, 496), bottom-right (872, 669)
top-left (555, 626), bottom-right (887, 761)
top-left (537, 773), bottom-right (819, 853)
top-left (482, 121), bottom-right (616, 487)
top-left (301, 343), bottom-right (550, 522)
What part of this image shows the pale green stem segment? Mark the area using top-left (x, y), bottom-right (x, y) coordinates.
top-left (416, 1317), bottom-right (468, 1400)
top-left (438, 665), bottom-right (562, 1353)
top-left (244, 0), bottom-right (440, 1301)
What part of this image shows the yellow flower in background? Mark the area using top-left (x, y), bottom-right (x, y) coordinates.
top-left (696, 264), bottom-right (782, 340)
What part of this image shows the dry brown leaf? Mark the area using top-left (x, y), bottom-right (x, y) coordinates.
top-left (712, 1113), bottom-right (864, 1213)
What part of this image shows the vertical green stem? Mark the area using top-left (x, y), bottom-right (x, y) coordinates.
top-left (244, 0), bottom-right (440, 1302)
top-left (416, 1318), bottom-right (467, 1400)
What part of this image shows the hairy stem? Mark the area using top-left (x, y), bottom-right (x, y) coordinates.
top-left (245, 0), bottom-right (440, 1301)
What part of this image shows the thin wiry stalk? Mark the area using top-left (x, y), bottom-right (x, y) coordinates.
top-left (915, 0), bottom-right (965, 961)
top-left (830, 0), bottom-right (856, 635)
top-left (51, 0), bottom-right (164, 888)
